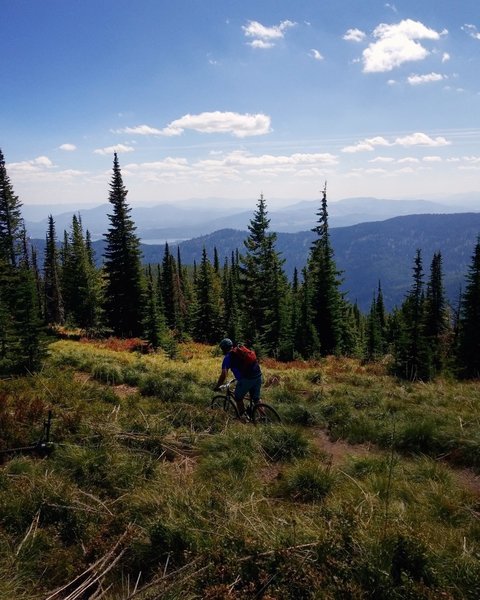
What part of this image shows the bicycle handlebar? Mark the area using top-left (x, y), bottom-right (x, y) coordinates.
top-left (218, 378), bottom-right (237, 391)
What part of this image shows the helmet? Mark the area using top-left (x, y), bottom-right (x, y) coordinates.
top-left (219, 338), bottom-right (233, 352)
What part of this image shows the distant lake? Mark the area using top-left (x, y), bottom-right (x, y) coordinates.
top-left (141, 239), bottom-right (188, 245)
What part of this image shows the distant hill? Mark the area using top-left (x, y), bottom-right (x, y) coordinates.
top-left (166, 213), bottom-right (480, 310)
top-left (24, 195), bottom-right (478, 240)
top-left (30, 212), bottom-right (480, 312)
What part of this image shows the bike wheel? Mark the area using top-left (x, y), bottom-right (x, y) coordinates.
top-left (252, 403), bottom-right (281, 425)
top-left (224, 397), bottom-right (239, 418)
top-left (211, 395), bottom-right (226, 410)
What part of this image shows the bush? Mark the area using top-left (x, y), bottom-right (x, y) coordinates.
top-left (259, 426), bottom-right (311, 462)
top-left (281, 404), bottom-right (321, 426)
top-left (277, 460), bottom-right (336, 502)
top-left (91, 361), bottom-right (124, 385)
top-left (138, 372), bottom-right (195, 402)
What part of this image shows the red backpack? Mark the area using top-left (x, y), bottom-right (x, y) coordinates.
top-left (230, 345), bottom-right (258, 376)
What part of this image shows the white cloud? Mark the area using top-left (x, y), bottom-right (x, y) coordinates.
top-left (310, 49), bottom-right (324, 61)
top-left (8, 156), bottom-right (54, 172)
top-left (242, 19), bottom-right (296, 48)
top-left (249, 39), bottom-right (275, 49)
top-left (121, 150), bottom-right (338, 185)
top-left (94, 144), bottom-right (135, 156)
top-left (398, 157), bottom-right (420, 164)
top-left (342, 136), bottom-right (390, 153)
top-left (343, 28), bottom-right (366, 42)
top-left (159, 111), bottom-right (272, 138)
top-left (362, 19), bottom-right (444, 73)
top-left (462, 24), bottom-right (480, 40)
top-left (442, 52), bottom-right (450, 62)
top-left (407, 72), bottom-right (446, 85)
top-left (423, 155), bottom-right (442, 162)
top-left (342, 142), bottom-right (375, 153)
top-left (115, 124), bottom-right (164, 135)
top-left (343, 131), bottom-right (451, 154)
top-left (369, 156), bottom-right (395, 163)
top-left (59, 143), bottom-right (77, 151)
top-left (394, 132), bottom-right (450, 147)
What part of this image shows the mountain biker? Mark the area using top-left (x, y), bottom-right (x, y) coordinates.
top-left (214, 338), bottom-right (262, 417)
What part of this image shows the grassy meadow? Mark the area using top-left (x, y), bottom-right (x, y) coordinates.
top-left (0, 339), bottom-right (479, 599)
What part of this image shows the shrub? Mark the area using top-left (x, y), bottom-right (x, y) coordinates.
top-left (259, 426), bottom-right (311, 462)
top-left (138, 372), bottom-right (195, 402)
top-left (393, 418), bottom-right (448, 455)
top-left (281, 404), bottom-right (321, 426)
top-left (91, 361), bottom-right (124, 385)
top-left (277, 460), bottom-right (336, 502)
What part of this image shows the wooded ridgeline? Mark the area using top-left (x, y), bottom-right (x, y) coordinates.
top-left (1, 150), bottom-right (480, 379)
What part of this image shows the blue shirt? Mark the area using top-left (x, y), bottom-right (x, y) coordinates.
top-left (222, 351), bottom-right (261, 380)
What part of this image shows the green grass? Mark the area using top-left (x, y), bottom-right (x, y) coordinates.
top-left (0, 340), bottom-right (479, 598)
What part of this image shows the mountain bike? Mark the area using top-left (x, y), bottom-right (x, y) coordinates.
top-left (211, 379), bottom-right (281, 424)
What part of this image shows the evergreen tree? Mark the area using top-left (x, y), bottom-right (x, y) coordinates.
top-left (62, 215), bottom-right (101, 330)
top-left (161, 243), bottom-right (181, 332)
top-left (307, 184), bottom-right (343, 356)
top-left (296, 267), bottom-right (321, 358)
top-left (392, 249), bottom-right (427, 380)
top-left (423, 252), bottom-right (449, 377)
top-left (223, 253), bottom-right (240, 342)
top-left (103, 153), bottom-right (145, 337)
top-left (366, 293), bottom-right (383, 360)
top-left (0, 150), bottom-right (44, 374)
top-left (366, 283), bottom-right (387, 360)
top-left (0, 149), bottom-right (23, 267)
top-left (14, 234), bottom-right (44, 372)
top-left (193, 247), bottom-right (222, 343)
top-left (144, 265), bottom-right (166, 349)
top-left (240, 193), bottom-right (287, 353)
top-left (44, 215), bottom-right (64, 325)
top-left (457, 237), bottom-right (480, 378)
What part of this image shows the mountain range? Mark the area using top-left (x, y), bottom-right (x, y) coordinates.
top-left (31, 212), bottom-right (480, 312)
top-left (23, 195), bottom-right (479, 241)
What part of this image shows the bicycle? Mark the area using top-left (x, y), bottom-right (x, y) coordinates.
top-left (211, 379), bottom-right (281, 424)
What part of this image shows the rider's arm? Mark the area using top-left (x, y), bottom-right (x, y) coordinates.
top-left (215, 368), bottom-right (228, 390)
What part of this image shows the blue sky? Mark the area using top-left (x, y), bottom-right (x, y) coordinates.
top-left (1, 0), bottom-right (479, 209)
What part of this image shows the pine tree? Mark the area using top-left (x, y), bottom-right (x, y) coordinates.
top-left (393, 249), bottom-right (427, 380)
top-left (62, 215), bottom-right (101, 330)
top-left (14, 233), bottom-right (44, 372)
top-left (296, 267), bottom-right (321, 358)
top-left (144, 265), bottom-right (166, 349)
top-left (193, 247), bottom-right (222, 343)
top-left (0, 149), bottom-right (23, 268)
top-left (161, 243), bottom-right (180, 331)
top-left (423, 252), bottom-right (449, 377)
top-left (0, 150), bottom-right (44, 373)
top-left (457, 237), bottom-right (480, 378)
top-left (103, 153), bottom-right (145, 337)
top-left (44, 215), bottom-right (64, 325)
top-left (223, 253), bottom-right (240, 341)
top-left (307, 184), bottom-right (343, 356)
top-left (240, 193), bottom-right (287, 353)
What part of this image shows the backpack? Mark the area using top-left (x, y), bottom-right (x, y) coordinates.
top-left (230, 345), bottom-right (258, 376)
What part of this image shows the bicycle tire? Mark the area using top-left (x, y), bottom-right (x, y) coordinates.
top-left (224, 396), bottom-right (239, 418)
top-left (211, 395), bottom-right (226, 410)
top-left (211, 395), bottom-right (239, 418)
top-left (252, 403), bottom-right (281, 425)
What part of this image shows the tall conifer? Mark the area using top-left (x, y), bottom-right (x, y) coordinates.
top-left (307, 184), bottom-right (343, 356)
top-left (103, 153), bottom-right (145, 337)
top-left (457, 238), bottom-right (480, 378)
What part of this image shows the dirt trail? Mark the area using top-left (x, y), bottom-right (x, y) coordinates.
top-left (311, 427), bottom-right (480, 497)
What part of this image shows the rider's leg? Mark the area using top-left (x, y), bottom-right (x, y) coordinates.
top-left (234, 378), bottom-right (249, 415)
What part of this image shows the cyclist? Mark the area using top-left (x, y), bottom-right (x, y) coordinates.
top-left (214, 338), bottom-right (262, 418)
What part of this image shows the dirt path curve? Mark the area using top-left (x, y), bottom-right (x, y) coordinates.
top-left (311, 427), bottom-right (480, 497)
